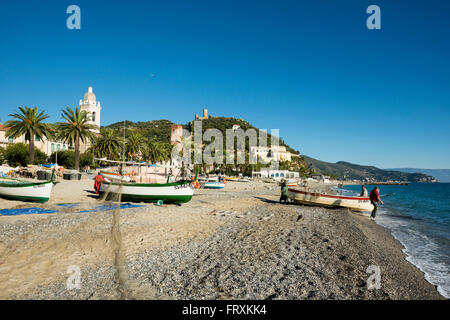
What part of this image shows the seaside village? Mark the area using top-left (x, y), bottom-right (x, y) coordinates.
top-left (0, 85), bottom-right (359, 209)
top-left (2, 87), bottom-right (441, 301)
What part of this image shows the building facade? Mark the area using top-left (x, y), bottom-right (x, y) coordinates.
top-left (0, 86), bottom-right (101, 157)
top-left (250, 145), bottom-right (292, 162)
top-left (251, 169), bottom-right (299, 180)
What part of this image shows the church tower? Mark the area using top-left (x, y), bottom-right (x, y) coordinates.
top-left (78, 86), bottom-right (101, 133)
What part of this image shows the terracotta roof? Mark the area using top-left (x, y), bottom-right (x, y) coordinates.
top-left (0, 124), bottom-right (10, 131)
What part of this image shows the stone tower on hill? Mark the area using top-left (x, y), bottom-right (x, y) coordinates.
top-left (195, 108), bottom-right (211, 120)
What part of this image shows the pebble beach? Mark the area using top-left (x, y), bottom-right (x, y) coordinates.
top-left (0, 179), bottom-right (443, 299)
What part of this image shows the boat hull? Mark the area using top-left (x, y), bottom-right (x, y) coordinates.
top-left (100, 180), bottom-right (194, 203)
top-left (100, 171), bottom-right (132, 182)
top-left (204, 182), bottom-right (225, 189)
top-left (287, 188), bottom-right (374, 212)
top-left (0, 180), bottom-right (54, 203)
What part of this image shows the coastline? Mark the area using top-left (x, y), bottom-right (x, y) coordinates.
top-left (0, 180), bottom-right (443, 299)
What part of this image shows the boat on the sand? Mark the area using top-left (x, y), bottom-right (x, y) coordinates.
top-left (287, 187), bottom-right (374, 212)
top-left (203, 178), bottom-right (225, 189)
top-left (100, 179), bottom-right (194, 203)
top-left (0, 176), bottom-right (55, 203)
top-left (99, 170), bottom-right (133, 182)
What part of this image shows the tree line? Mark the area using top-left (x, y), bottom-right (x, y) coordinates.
top-left (0, 106), bottom-right (172, 171)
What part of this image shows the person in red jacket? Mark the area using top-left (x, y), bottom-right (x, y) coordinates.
top-left (94, 174), bottom-right (105, 195)
top-left (369, 186), bottom-right (384, 218)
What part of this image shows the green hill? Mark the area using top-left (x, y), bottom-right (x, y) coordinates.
top-left (303, 156), bottom-right (436, 182)
top-left (388, 168), bottom-right (450, 183)
top-left (187, 116), bottom-right (300, 155)
top-left (105, 119), bottom-right (177, 143)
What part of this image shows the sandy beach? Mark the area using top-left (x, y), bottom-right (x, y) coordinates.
top-left (0, 179), bottom-right (443, 299)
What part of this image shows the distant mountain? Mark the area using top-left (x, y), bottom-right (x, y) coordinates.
top-left (387, 168), bottom-right (450, 183)
top-left (303, 156), bottom-right (437, 182)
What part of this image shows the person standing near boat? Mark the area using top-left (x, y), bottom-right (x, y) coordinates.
top-left (280, 179), bottom-right (288, 203)
top-left (360, 185), bottom-right (368, 197)
top-left (369, 186), bottom-right (384, 218)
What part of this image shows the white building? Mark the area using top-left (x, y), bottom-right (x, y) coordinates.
top-left (0, 86), bottom-right (101, 157)
top-left (250, 145), bottom-right (292, 163)
top-left (79, 86), bottom-right (101, 133)
top-left (252, 169), bottom-right (299, 181)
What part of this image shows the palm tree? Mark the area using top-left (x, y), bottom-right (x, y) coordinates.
top-left (56, 106), bottom-right (98, 171)
top-left (143, 140), bottom-right (168, 164)
top-left (126, 132), bottom-right (145, 161)
top-left (4, 106), bottom-right (53, 164)
top-left (91, 128), bottom-right (122, 160)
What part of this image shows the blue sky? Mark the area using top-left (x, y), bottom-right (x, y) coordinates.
top-left (0, 0), bottom-right (449, 169)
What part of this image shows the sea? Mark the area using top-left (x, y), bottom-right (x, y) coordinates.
top-left (339, 183), bottom-right (450, 298)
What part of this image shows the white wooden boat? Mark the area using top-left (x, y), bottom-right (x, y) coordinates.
top-left (0, 178), bottom-right (55, 203)
top-left (100, 179), bottom-right (194, 203)
top-left (100, 170), bottom-right (133, 182)
top-left (287, 187), bottom-right (374, 212)
top-left (238, 178), bottom-right (250, 182)
top-left (204, 180), bottom-right (225, 189)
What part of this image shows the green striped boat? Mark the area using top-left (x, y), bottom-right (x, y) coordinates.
top-left (100, 179), bottom-right (195, 204)
top-left (0, 175), bottom-right (55, 203)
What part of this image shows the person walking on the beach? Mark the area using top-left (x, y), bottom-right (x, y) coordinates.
top-left (369, 186), bottom-right (384, 218)
top-left (94, 174), bottom-right (105, 195)
top-left (280, 179), bottom-right (288, 203)
top-left (360, 185), bottom-right (368, 197)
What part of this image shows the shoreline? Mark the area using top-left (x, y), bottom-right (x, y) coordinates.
top-left (338, 183), bottom-right (449, 299)
top-left (0, 180), bottom-right (444, 299)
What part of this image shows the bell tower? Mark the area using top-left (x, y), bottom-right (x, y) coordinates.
top-left (78, 86), bottom-right (101, 133)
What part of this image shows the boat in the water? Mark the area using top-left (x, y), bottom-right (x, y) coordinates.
top-left (0, 175), bottom-right (55, 203)
top-left (100, 179), bottom-right (194, 203)
top-left (99, 170), bottom-right (133, 182)
top-left (287, 187), bottom-right (374, 212)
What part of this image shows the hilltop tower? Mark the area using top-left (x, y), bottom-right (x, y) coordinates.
top-left (194, 107), bottom-right (211, 120)
top-left (78, 86), bottom-right (101, 133)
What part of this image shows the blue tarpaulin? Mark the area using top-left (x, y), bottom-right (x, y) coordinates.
top-left (0, 203), bottom-right (145, 216)
top-left (78, 202), bottom-right (145, 213)
top-left (0, 208), bottom-right (58, 216)
top-left (56, 203), bottom-right (81, 208)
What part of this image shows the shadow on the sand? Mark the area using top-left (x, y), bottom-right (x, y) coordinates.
top-left (253, 196), bottom-right (294, 205)
top-left (84, 190), bottom-right (102, 200)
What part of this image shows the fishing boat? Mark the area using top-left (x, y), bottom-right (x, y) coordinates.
top-left (225, 176), bottom-right (239, 182)
top-left (100, 179), bottom-right (194, 203)
top-left (204, 179), bottom-right (225, 189)
top-left (99, 170), bottom-right (133, 182)
top-left (0, 176), bottom-right (55, 203)
top-left (287, 187), bottom-right (374, 212)
top-left (238, 177), bottom-right (250, 182)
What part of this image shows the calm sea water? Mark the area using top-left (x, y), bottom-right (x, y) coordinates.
top-left (340, 183), bottom-right (450, 298)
